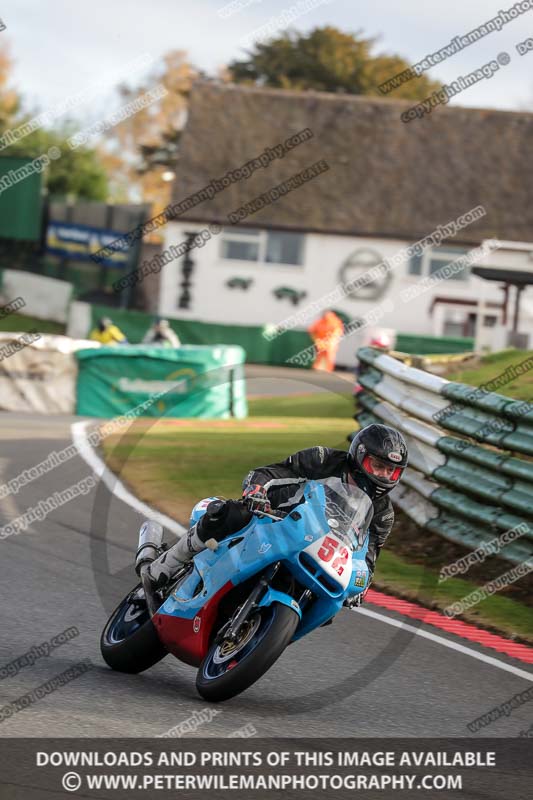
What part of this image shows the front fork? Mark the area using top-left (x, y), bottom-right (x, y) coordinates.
top-left (222, 563), bottom-right (307, 645)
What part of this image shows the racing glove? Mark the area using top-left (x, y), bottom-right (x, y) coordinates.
top-left (344, 585), bottom-right (370, 608)
top-left (242, 483), bottom-right (271, 514)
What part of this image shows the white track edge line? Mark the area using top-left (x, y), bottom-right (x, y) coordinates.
top-left (357, 607), bottom-right (533, 682)
top-left (71, 420), bottom-right (185, 538)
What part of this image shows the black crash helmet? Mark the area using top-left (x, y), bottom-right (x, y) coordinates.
top-left (348, 424), bottom-right (408, 492)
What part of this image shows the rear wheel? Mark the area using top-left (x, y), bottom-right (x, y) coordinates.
top-left (196, 602), bottom-right (299, 702)
top-left (100, 585), bottom-right (168, 673)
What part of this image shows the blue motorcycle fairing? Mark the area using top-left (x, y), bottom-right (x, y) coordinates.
top-left (158, 480), bottom-right (372, 641)
top-left (257, 588), bottom-right (302, 618)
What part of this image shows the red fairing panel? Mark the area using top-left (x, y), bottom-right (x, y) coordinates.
top-left (153, 581), bottom-right (234, 667)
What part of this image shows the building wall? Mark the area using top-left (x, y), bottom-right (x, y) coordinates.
top-left (136, 241), bottom-right (162, 313)
top-left (160, 222), bottom-right (533, 355)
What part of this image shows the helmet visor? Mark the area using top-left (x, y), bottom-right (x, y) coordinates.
top-left (362, 454), bottom-right (402, 483)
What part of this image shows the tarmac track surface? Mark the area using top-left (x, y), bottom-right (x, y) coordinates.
top-left (0, 409), bottom-right (531, 739)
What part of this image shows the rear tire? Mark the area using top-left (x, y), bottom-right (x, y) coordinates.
top-left (100, 585), bottom-right (168, 674)
top-left (196, 602), bottom-right (299, 702)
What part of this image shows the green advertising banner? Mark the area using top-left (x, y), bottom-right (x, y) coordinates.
top-left (75, 345), bottom-right (247, 419)
top-left (0, 156), bottom-right (43, 241)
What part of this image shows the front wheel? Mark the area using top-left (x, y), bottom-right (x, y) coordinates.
top-left (100, 585), bottom-right (168, 673)
top-left (196, 602), bottom-right (299, 702)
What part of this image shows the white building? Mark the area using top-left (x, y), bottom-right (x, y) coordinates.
top-left (159, 82), bottom-right (533, 364)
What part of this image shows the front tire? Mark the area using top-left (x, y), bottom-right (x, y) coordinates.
top-left (196, 602), bottom-right (299, 702)
top-left (100, 585), bottom-right (168, 673)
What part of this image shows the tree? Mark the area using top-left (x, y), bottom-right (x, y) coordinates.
top-left (229, 26), bottom-right (441, 101)
top-left (102, 50), bottom-right (200, 207)
top-left (45, 132), bottom-right (108, 201)
top-left (0, 42), bottom-right (20, 130)
top-left (1, 123), bottom-right (108, 201)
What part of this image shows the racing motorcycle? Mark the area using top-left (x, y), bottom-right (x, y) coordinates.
top-left (100, 477), bottom-right (373, 702)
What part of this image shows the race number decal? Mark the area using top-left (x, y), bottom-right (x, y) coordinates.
top-left (332, 546), bottom-right (350, 575)
top-left (304, 534), bottom-right (352, 590)
top-left (317, 535), bottom-right (338, 563)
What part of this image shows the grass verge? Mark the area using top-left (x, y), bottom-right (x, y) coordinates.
top-left (103, 414), bottom-right (353, 522)
top-left (248, 392), bottom-right (354, 418)
top-left (375, 549), bottom-right (532, 643)
top-left (446, 348), bottom-right (533, 401)
top-left (0, 313), bottom-right (66, 335)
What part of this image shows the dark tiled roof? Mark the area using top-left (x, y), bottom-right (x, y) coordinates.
top-left (171, 81), bottom-right (533, 244)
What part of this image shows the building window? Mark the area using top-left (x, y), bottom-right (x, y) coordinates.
top-left (221, 228), bottom-right (261, 262)
top-left (443, 310), bottom-right (476, 337)
top-left (443, 320), bottom-right (466, 337)
top-left (265, 231), bottom-right (304, 265)
top-left (221, 228), bottom-right (304, 266)
top-left (408, 245), bottom-right (471, 281)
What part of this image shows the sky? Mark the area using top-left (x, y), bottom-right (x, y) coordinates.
top-left (2, 0), bottom-right (533, 122)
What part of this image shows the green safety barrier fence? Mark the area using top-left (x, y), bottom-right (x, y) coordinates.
top-left (354, 347), bottom-right (533, 564)
top-left (87, 305), bottom-right (475, 367)
top-left (88, 305), bottom-right (311, 368)
top-left (395, 334), bottom-right (474, 355)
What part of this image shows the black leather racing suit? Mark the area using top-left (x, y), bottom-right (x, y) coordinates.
top-left (242, 446), bottom-right (395, 578)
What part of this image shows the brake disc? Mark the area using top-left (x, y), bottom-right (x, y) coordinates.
top-left (212, 614), bottom-right (261, 664)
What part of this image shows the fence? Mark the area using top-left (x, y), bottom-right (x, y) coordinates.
top-left (353, 347), bottom-right (533, 564)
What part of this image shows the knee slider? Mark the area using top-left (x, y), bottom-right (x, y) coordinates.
top-left (196, 500), bottom-right (228, 543)
top-left (197, 499), bottom-right (252, 543)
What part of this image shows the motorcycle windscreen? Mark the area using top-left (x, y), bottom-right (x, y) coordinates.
top-left (303, 477), bottom-right (373, 549)
top-left (301, 477), bottom-right (374, 590)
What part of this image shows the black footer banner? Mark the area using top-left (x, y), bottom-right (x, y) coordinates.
top-left (0, 738), bottom-right (531, 799)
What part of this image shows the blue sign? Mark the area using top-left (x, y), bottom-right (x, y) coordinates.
top-left (46, 222), bottom-right (129, 267)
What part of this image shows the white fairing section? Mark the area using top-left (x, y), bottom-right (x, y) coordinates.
top-left (303, 533), bottom-right (352, 590)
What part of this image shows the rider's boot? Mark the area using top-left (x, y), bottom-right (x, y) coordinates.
top-left (143, 499), bottom-right (230, 590)
top-left (145, 523), bottom-right (215, 589)
top-left (143, 499), bottom-right (253, 591)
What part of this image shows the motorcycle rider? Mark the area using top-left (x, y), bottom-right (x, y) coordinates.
top-left (142, 424), bottom-right (408, 604)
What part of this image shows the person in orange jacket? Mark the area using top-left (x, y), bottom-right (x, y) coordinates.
top-left (307, 310), bottom-right (344, 372)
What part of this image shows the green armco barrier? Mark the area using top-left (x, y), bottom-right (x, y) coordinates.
top-left (437, 410), bottom-right (533, 455)
top-left (357, 367), bottom-right (383, 392)
top-left (431, 486), bottom-right (533, 536)
top-left (75, 345), bottom-right (247, 419)
top-left (357, 348), bottom-right (383, 367)
top-left (434, 462), bottom-right (532, 519)
top-left (500, 398), bottom-right (533, 423)
top-left (353, 348), bottom-right (533, 563)
top-left (441, 382), bottom-right (533, 442)
top-left (425, 515), bottom-right (533, 564)
top-left (395, 334), bottom-right (474, 355)
top-left (442, 382), bottom-right (515, 414)
top-left (438, 436), bottom-right (533, 484)
top-left (357, 346), bottom-right (533, 455)
top-left (357, 392), bottom-right (533, 524)
top-left (89, 305), bottom-right (311, 368)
